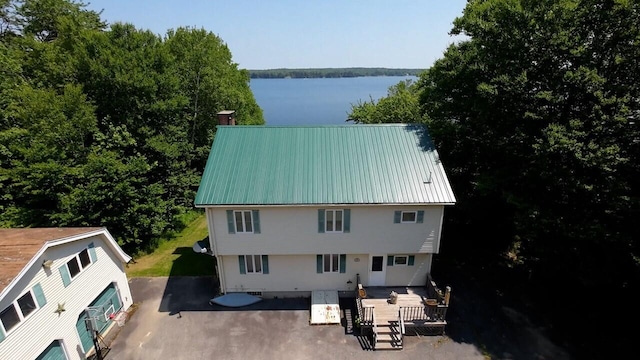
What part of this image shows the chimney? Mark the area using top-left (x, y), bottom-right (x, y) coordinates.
top-left (217, 110), bottom-right (236, 125)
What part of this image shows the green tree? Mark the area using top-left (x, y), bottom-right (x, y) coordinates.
top-left (0, 0), bottom-right (264, 252)
top-left (419, 0), bottom-right (639, 355)
top-left (347, 79), bottom-right (423, 124)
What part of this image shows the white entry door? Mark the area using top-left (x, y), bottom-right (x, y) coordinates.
top-left (369, 255), bottom-right (386, 286)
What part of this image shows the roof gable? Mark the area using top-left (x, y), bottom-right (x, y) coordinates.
top-left (195, 124), bottom-right (456, 206)
top-left (0, 228), bottom-right (130, 297)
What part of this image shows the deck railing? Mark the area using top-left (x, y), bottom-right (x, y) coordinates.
top-left (372, 308), bottom-right (378, 348)
top-left (398, 309), bottom-right (406, 341)
top-left (400, 305), bottom-right (447, 323)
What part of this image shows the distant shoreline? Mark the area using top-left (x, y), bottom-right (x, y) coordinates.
top-left (249, 67), bottom-right (424, 79)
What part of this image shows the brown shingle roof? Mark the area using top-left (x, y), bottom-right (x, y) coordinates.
top-left (0, 228), bottom-right (103, 293)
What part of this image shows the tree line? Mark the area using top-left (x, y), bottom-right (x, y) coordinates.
top-left (249, 67), bottom-right (424, 79)
top-left (0, 0), bottom-right (264, 253)
top-left (349, 1), bottom-right (639, 358)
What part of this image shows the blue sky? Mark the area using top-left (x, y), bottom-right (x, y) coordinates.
top-left (84, 0), bottom-right (468, 70)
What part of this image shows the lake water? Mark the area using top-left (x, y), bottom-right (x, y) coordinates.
top-left (249, 76), bottom-right (417, 125)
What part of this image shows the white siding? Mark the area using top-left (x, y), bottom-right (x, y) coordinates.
top-left (208, 205), bottom-right (445, 256)
top-left (385, 254), bottom-right (432, 286)
top-left (221, 253), bottom-right (432, 293)
top-left (222, 254), bottom-right (369, 293)
top-left (0, 235), bottom-right (132, 360)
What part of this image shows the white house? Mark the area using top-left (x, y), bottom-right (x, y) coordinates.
top-left (0, 227), bottom-right (133, 360)
top-left (194, 123), bottom-right (455, 298)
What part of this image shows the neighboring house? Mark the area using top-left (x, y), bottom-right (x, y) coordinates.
top-left (194, 123), bottom-right (455, 298)
top-left (0, 228), bottom-right (132, 360)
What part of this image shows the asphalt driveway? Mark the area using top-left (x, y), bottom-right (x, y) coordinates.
top-left (105, 277), bottom-right (570, 360)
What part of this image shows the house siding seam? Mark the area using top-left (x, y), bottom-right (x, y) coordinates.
top-left (0, 236), bottom-right (132, 360)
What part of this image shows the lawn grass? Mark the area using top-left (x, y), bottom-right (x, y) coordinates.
top-left (125, 212), bottom-right (215, 277)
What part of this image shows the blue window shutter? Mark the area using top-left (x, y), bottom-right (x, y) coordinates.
top-left (0, 326), bottom-right (4, 343)
top-left (339, 254), bottom-right (346, 273)
top-left (408, 255), bottom-right (415, 266)
top-left (238, 255), bottom-right (246, 274)
top-left (387, 255), bottom-right (394, 266)
top-left (88, 242), bottom-right (98, 262)
top-left (32, 283), bottom-right (47, 307)
top-left (417, 211), bottom-right (425, 223)
top-left (394, 211), bottom-right (401, 223)
top-left (227, 210), bottom-right (235, 234)
top-left (318, 209), bottom-right (325, 233)
top-left (252, 210), bottom-right (261, 234)
top-left (343, 209), bottom-right (351, 233)
top-left (316, 255), bottom-right (323, 273)
top-left (59, 265), bottom-right (71, 287)
top-left (261, 255), bottom-right (269, 274)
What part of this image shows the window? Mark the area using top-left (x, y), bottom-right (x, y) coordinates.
top-left (401, 211), bottom-right (417, 223)
top-left (318, 209), bottom-right (350, 233)
top-left (394, 210), bottom-right (424, 224)
top-left (246, 255), bottom-right (262, 273)
top-left (60, 244), bottom-right (97, 287)
top-left (326, 210), bottom-right (343, 232)
top-left (239, 255), bottom-right (269, 274)
top-left (393, 255), bottom-right (409, 266)
top-left (317, 254), bottom-right (346, 273)
top-left (67, 248), bottom-right (92, 280)
top-left (227, 210), bottom-right (261, 234)
top-left (324, 254), bottom-right (339, 272)
top-left (0, 286), bottom-right (44, 335)
top-left (387, 255), bottom-right (415, 267)
top-left (0, 305), bottom-right (20, 333)
top-left (234, 210), bottom-right (253, 233)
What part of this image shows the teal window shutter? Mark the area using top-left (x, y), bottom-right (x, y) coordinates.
top-left (252, 210), bottom-right (261, 234)
top-left (316, 255), bottom-right (323, 273)
top-left (238, 255), bottom-right (246, 274)
top-left (32, 283), bottom-right (47, 307)
top-left (387, 255), bottom-right (394, 266)
top-left (417, 211), bottom-right (425, 223)
top-left (343, 209), bottom-right (351, 233)
top-left (0, 326), bottom-right (4, 343)
top-left (262, 255), bottom-right (269, 274)
top-left (227, 210), bottom-right (235, 234)
top-left (408, 255), bottom-right (415, 266)
top-left (394, 211), bottom-right (401, 223)
top-left (88, 242), bottom-right (97, 262)
top-left (59, 265), bottom-right (71, 287)
top-left (339, 254), bottom-right (346, 273)
top-left (318, 209), bottom-right (325, 233)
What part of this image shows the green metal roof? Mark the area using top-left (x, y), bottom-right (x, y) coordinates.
top-left (194, 124), bottom-right (456, 206)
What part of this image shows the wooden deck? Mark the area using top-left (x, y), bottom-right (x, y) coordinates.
top-left (354, 276), bottom-right (451, 350)
top-left (361, 287), bottom-right (428, 325)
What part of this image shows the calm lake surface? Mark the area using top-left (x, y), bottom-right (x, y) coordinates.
top-left (249, 76), bottom-right (417, 125)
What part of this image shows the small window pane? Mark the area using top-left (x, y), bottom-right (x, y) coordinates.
top-left (324, 254), bottom-right (331, 272)
top-left (0, 305), bottom-right (20, 332)
top-left (67, 258), bottom-right (81, 278)
top-left (244, 211), bottom-right (253, 233)
top-left (254, 255), bottom-right (262, 273)
top-left (332, 254), bottom-right (339, 272)
top-left (17, 292), bottom-right (37, 318)
top-left (79, 249), bottom-right (91, 268)
top-left (326, 211), bottom-right (334, 232)
top-left (246, 256), bottom-right (254, 273)
top-left (395, 256), bottom-right (408, 265)
top-left (335, 210), bottom-right (343, 232)
top-left (402, 212), bottom-right (416, 222)
top-left (235, 212), bottom-right (244, 232)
